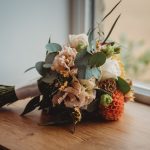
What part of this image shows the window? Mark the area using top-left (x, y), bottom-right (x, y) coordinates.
top-left (104, 0), bottom-right (150, 85)
top-left (94, 0), bottom-right (150, 103)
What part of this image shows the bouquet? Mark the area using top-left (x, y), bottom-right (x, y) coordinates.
top-left (0, 1), bottom-right (134, 133)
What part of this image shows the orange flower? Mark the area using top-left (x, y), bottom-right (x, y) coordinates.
top-left (99, 90), bottom-right (124, 120)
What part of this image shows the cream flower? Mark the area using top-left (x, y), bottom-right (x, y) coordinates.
top-left (101, 58), bottom-right (121, 80)
top-left (51, 46), bottom-right (77, 77)
top-left (79, 78), bottom-right (96, 91)
top-left (69, 33), bottom-right (89, 51)
top-left (52, 78), bottom-right (96, 108)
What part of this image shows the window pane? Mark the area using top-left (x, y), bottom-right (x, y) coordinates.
top-left (104, 0), bottom-right (150, 84)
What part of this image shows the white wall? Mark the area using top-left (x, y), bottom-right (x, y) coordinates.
top-left (0, 0), bottom-right (69, 85)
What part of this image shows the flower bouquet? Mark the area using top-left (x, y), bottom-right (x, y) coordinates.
top-left (0, 1), bottom-right (134, 132)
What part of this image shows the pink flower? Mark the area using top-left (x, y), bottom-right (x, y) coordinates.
top-left (52, 78), bottom-right (96, 108)
top-left (51, 46), bottom-right (77, 77)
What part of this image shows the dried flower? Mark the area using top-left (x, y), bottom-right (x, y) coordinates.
top-left (99, 78), bottom-right (117, 93)
top-left (52, 78), bottom-right (96, 108)
top-left (124, 90), bottom-right (135, 102)
top-left (72, 107), bottom-right (82, 124)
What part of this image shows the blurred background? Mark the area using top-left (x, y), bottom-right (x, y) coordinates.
top-left (104, 0), bottom-right (150, 84)
top-left (0, 0), bottom-right (150, 85)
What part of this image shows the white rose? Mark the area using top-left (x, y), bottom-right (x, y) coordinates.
top-left (69, 33), bottom-right (89, 51)
top-left (101, 58), bottom-right (121, 80)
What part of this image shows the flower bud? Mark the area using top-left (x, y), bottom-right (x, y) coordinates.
top-left (100, 94), bottom-right (112, 107)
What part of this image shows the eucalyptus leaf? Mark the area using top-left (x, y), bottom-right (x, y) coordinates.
top-left (116, 77), bottom-right (131, 94)
top-left (46, 43), bottom-right (62, 53)
top-left (77, 65), bottom-right (87, 79)
top-left (21, 96), bottom-right (40, 116)
top-left (88, 52), bottom-right (106, 67)
top-left (87, 40), bottom-right (97, 54)
top-left (24, 66), bottom-right (35, 73)
top-left (87, 46), bottom-right (92, 54)
top-left (48, 37), bottom-right (51, 43)
top-left (35, 61), bottom-right (47, 76)
top-left (75, 49), bottom-right (90, 66)
top-left (43, 63), bottom-right (51, 69)
top-left (88, 29), bottom-right (94, 45)
top-left (41, 72), bottom-right (57, 84)
top-left (85, 66), bottom-right (101, 79)
top-left (75, 50), bottom-right (91, 79)
top-left (75, 48), bottom-right (87, 60)
top-left (45, 52), bottom-right (57, 64)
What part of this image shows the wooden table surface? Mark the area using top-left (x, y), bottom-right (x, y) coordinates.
top-left (0, 100), bottom-right (150, 150)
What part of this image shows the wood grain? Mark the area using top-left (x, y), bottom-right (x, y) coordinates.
top-left (0, 100), bottom-right (150, 150)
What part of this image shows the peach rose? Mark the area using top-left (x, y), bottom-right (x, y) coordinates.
top-left (51, 46), bottom-right (77, 77)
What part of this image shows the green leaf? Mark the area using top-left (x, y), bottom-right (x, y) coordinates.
top-left (41, 72), bottom-right (57, 84)
top-left (76, 65), bottom-right (87, 79)
top-left (24, 66), bottom-right (35, 73)
top-left (48, 36), bottom-right (51, 43)
top-left (87, 40), bottom-right (96, 54)
top-left (35, 61), bottom-right (47, 76)
top-left (21, 96), bottom-right (40, 116)
top-left (88, 29), bottom-right (94, 45)
top-left (75, 49), bottom-right (91, 66)
top-left (45, 52), bottom-right (57, 64)
top-left (75, 48), bottom-right (87, 60)
top-left (75, 50), bottom-right (91, 79)
top-left (88, 52), bottom-right (106, 67)
top-left (43, 63), bottom-right (51, 69)
top-left (87, 46), bottom-right (92, 54)
top-left (46, 43), bottom-right (62, 53)
top-left (116, 77), bottom-right (131, 94)
top-left (85, 66), bottom-right (101, 79)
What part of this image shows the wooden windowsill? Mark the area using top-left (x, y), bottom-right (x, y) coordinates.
top-left (0, 100), bottom-right (150, 150)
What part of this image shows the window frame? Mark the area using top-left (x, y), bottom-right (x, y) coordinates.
top-left (133, 82), bottom-right (150, 105)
